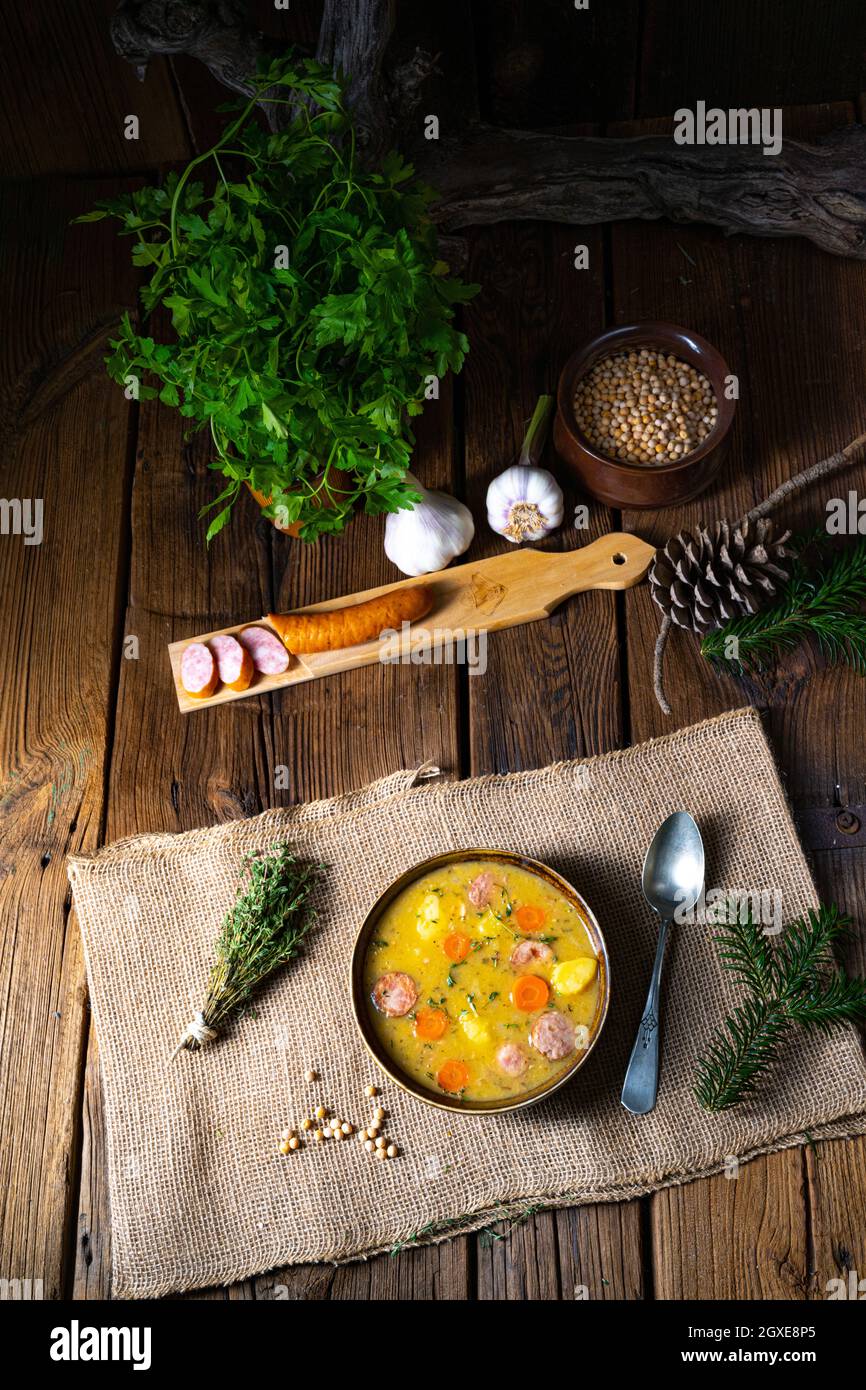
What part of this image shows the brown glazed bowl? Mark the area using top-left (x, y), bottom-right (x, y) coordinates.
top-left (350, 848), bottom-right (611, 1115)
top-left (554, 322), bottom-right (736, 509)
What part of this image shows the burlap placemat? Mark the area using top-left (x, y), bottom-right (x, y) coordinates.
top-left (68, 707), bottom-right (866, 1298)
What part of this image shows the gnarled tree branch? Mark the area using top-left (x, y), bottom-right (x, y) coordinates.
top-left (110, 0), bottom-right (866, 260)
top-left (424, 121), bottom-right (866, 258)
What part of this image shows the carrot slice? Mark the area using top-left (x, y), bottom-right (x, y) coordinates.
top-left (516, 904), bottom-right (547, 933)
top-left (415, 1007), bottom-right (449, 1041)
top-left (512, 975), bottom-right (550, 1012)
top-left (437, 1059), bottom-right (469, 1093)
top-left (443, 931), bottom-right (471, 963)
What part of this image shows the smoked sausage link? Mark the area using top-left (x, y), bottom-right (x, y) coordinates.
top-left (268, 582), bottom-right (433, 654)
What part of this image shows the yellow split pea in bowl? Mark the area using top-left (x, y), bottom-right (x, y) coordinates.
top-left (350, 849), bottom-right (611, 1114)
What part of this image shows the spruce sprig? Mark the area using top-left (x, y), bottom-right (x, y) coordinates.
top-left (176, 843), bottom-right (319, 1054)
top-left (695, 904), bottom-right (866, 1112)
top-left (700, 539), bottom-right (866, 676)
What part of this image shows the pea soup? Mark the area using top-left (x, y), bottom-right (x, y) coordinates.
top-left (364, 858), bottom-right (601, 1103)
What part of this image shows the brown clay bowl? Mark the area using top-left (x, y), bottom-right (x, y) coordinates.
top-left (554, 322), bottom-right (736, 509)
top-left (350, 848), bottom-right (611, 1115)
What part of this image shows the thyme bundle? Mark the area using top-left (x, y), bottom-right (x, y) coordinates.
top-left (695, 904), bottom-right (866, 1112)
top-left (173, 843), bottom-right (319, 1057)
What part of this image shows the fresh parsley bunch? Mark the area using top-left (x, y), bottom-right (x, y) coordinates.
top-left (77, 56), bottom-right (478, 540)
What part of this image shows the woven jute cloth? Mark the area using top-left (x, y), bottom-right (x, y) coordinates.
top-left (68, 707), bottom-right (866, 1298)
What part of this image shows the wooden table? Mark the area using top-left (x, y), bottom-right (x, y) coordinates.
top-left (2, 1), bottom-right (865, 1302)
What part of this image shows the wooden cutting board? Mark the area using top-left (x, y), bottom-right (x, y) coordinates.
top-left (167, 531), bottom-right (656, 712)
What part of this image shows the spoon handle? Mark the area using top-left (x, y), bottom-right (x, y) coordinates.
top-left (621, 918), bottom-right (670, 1115)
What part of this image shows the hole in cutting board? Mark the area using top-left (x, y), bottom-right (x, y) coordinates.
top-left (612, 552), bottom-right (626, 565)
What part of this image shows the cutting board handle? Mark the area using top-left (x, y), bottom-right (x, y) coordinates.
top-left (554, 531), bottom-right (657, 598)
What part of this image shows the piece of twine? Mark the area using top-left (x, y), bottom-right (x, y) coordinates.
top-left (170, 1010), bottom-right (218, 1061)
top-left (652, 430), bottom-right (866, 715)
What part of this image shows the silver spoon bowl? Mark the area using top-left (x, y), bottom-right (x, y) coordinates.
top-left (621, 811), bottom-right (705, 1115)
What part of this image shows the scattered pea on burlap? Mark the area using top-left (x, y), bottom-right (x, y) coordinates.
top-left (68, 708), bottom-right (866, 1299)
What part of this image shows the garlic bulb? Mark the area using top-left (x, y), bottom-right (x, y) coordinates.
top-left (487, 465), bottom-right (563, 544)
top-left (486, 395), bottom-right (563, 543)
top-left (384, 473), bottom-right (474, 576)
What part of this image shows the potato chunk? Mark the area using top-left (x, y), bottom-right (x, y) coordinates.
top-left (416, 892), bottom-right (441, 939)
top-left (551, 956), bottom-right (597, 995)
top-left (460, 1015), bottom-right (490, 1046)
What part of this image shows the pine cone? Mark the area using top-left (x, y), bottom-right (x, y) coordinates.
top-left (649, 518), bottom-right (794, 635)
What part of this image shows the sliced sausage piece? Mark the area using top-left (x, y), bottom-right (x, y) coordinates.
top-left (180, 641), bottom-right (218, 699)
top-left (468, 870), bottom-right (494, 910)
top-left (238, 625), bottom-right (290, 675)
top-left (529, 1010), bottom-right (576, 1061)
top-left (371, 971), bottom-right (419, 1018)
top-left (510, 939), bottom-right (554, 970)
top-left (496, 1042), bottom-right (529, 1077)
top-left (209, 634), bottom-right (254, 692)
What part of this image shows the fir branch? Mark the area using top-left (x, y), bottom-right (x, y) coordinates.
top-left (713, 908), bottom-right (778, 999)
top-left (695, 904), bottom-right (866, 1112)
top-left (695, 994), bottom-right (789, 1112)
top-left (174, 843), bottom-right (320, 1055)
top-left (700, 539), bottom-right (866, 676)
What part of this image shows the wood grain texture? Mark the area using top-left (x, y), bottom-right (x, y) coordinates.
top-left (650, 1152), bottom-right (809, 1300)
top-left (471, 0), bottom-right (640, 126)
top-left (806, 848), bottom-right (866, 1297)
top-left (613, 106), bottom-right (866, 1301)
top-left (0, 182), bottom-right (136, 1298)
top-left (0, 0), bottom-right (190, 175)
top-left (255, 378), bottom-right (470, 1301)
top-left (72, 296), bottom-right (469, 1295)
top-left (462, 217), bottom-right (645, 1298)
top-left (638, 0), bottom-right (866, 116)
top-left (3, 0), bottom-right (866, 1302)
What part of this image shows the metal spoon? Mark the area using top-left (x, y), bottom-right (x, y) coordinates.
top-left (621, 811), bottom-right (705, 1115)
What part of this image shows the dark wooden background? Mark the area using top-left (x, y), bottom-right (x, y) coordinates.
top-left (2, 0), bottom-right (865, 1301)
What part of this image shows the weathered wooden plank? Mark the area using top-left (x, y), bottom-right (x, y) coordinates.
top-left (72, 334), bottom-right (467, 1299)
top-left (649, 1151), bottom-right (808, 1299)
top-left (0, 180), bottom-right (136, 1299)
top-left (805, 848), bottom-right (866, 1298)
top-left (613, 106), bottom-right (866, 1299)
top-left (263, 380), bottom-right (470, 1302)
top-left (556, 1200), bottom-right (646, 1299)
top-left (0, 0), bottom-right (190, 175)
top-left (461, 218), bottom-right (644, 1299)
top-left (638, 0), bottom-right (866, 117)
top-left (472, 0), bottom-right (640, 126)
top-left (73, 386), bottom-right (277, 1298)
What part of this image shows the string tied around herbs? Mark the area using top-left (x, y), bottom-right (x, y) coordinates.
top-left (170, 1011), bottom-right (218, 1060)
top-left (652, 429), bottom-right (866, 714)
